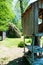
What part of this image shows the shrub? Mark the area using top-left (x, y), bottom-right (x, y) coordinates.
top-left (27, 39), bottom-right (32, 43)
top-left (18, 41), bottom-right (24, 48)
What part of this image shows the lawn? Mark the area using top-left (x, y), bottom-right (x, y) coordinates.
top-left (0, 38), bottom-right (30, 48)
top-left (0, 38), bottom-right (21, 48)
top-left (0, 37), bottom-right (43, 48)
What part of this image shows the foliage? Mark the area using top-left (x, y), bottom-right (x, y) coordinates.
top-left (18, 41), bottom-right (24, 48)
top-left (27, 39), bottom-right (32, 43)
top-left (16, 20), bottom-right (22, 32)
top-left (12, 18), bottom-right (22, 32)
top-left (0, 0), bottom-right (14, 31)
top-left (0, 38), bottom-right (22, 47)
top-left (22, 0), bottom-right (29, 12)
top-left (13, 0), bottom-right (29, 32)
top-left (0, 38), bottom-right (31, 48)
top-left (7, 22), bottom-right (21, 38)
top-left (15, 0), bottom-right (29, 15)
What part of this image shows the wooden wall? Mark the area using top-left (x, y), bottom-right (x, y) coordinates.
top-left (22, 6), bottom-right (33, 36)
top-left (22, 2), bottom-right (38, 36)
top-left (22, 0), bottom-right (43, 36)
top-left (39, 0), bottom-right (43, 8)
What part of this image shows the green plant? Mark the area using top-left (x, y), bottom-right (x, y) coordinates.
top-left (27, 39), bottom-right (31, 43)
top-left (0, 0), bottom-right (14, 31)
top-left (18, 41), bottom-right (24, 48)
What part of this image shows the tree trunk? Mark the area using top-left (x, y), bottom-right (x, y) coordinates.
top-left (19, 0), bottom-right (23, 14)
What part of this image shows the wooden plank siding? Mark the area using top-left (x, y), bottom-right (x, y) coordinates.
top-left (22, 6), bottom-right (33, 36)
top-left (22, 0), bottom-right (43, 36)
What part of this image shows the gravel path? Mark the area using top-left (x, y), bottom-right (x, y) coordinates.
top-left (0, 46), bottom-right (28, 65)
top-left (0, 46), bottom-right (24, 59)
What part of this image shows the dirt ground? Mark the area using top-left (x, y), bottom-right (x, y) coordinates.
top-left (0, 46), bottom-right (29, 65)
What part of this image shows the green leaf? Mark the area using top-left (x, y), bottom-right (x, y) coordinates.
top-left (0, 0), bottom-right (15, 31)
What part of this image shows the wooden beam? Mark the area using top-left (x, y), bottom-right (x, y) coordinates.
top-left (42, 13), bottom-right (43, 23)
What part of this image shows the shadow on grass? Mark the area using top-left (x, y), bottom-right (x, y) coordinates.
top-left (6, 56), bottom-right (30, 65)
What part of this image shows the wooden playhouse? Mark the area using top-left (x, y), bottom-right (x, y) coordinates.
top-left (22, 0), bottom-right (43, 65)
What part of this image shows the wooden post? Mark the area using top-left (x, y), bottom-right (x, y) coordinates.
top-left (24, 36), bottom-right (25, 54)
top-left (32, 35), bottom-right (35, 63)
top-left (42, 13), bottom-right (43, 23)
top-left (32, 1), bottom-right (39, 63)
top-left (34, 1), bottom-right (39, 46)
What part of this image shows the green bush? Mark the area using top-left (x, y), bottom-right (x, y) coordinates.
top-left (27, 39), bottom-right (31, 43)
top-left (18, 41), bottom-right (24, 48)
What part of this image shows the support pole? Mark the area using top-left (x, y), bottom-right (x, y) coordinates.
top-left (32, 35), bottom-right (35, 64)
top-left (24, 36), bottom-right (25, 54)
top-left (42, 12), bottom-right (43, 23)
top-left (19, 0), bottom-right (25, 54)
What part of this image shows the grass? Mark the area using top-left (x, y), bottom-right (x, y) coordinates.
top-left (0, 38), bottom-right (22, 48)
top-left (0, 37), bottom-right (43, 48)
top-left (0, 38), bottom-right (30, 48)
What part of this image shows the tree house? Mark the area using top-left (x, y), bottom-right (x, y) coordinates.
top-left (22, 0), bottom-right (43, 65)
